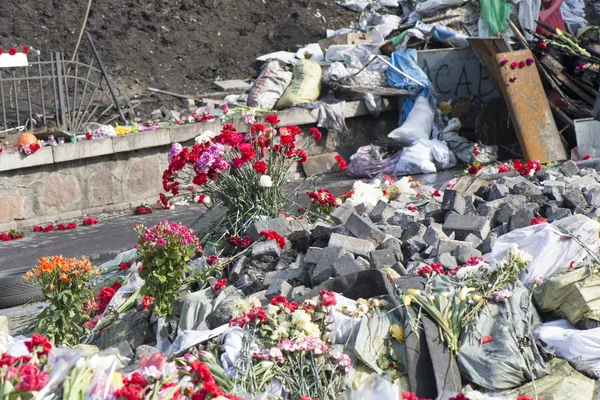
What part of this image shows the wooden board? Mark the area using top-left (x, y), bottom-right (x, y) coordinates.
top-left (494, 49), bottom-right (566, 162)
top-left (469, 38), bottom-right (566, 163)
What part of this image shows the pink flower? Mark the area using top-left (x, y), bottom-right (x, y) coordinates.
top-left (500, 59), bottom-right (509, 66)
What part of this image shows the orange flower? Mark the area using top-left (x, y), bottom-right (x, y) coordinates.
top-left (61, 264), bottom-right (70, 273)
top-left (24, 272), bottom-right (31, 281)
top-left (33, 268), bottom-right (42, 276)
top-left (74, 269), bottom-right (81, 276)
top-left (41, 262), bottom-right (54, 273)
top-left (59, 273), bottom-right (68, 282)
top-left (49, 284), bottom-right (55, 291)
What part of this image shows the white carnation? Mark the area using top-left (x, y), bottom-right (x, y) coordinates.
top-left (259, 175), bottom-right (273, 188)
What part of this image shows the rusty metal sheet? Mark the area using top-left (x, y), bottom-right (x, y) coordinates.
top-left (493, 49), bottom-right (566, 163)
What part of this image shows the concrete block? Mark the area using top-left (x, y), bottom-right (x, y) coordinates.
top-left (170, 124), bottom-right (201, 142)
top-left (265, 280), bottom-right (293, 300)
top-left (443, 214), bottom-right (490, 240)
top-left (331, 202), bottom-right (356, 225)
top-left (304, 247), bottom-right (324, 265)
top-left (345, 213), bottom-right (386, 245)
top-left (112, 129), bottom-right (172, 153)
top-left (0, 146), bottom-right (54, 172)
top-left (370, 200), bottom-right (395, 223)
top-left (311, 247), bottom-right (344, 286)
top-left (214, 79), bottom-right (251, 91)
top-left (452, 245), bottom-right (482, 264)
top-left (332, 253), bottom-right (366, 277)
top-left (303, 153), bottom-right (341, 176)
top-left (52, 138), bottom-right (114, 163)
top-left (252, 241), bottom-right (281, 261)
top-left (442, 190), bottom-right (466, 214)
top-left (328, 233), bottom-right (375, 258)
top-left (369, 248), bottom-right (397, 269)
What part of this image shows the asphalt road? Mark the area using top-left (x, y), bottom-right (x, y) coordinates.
top-left (0, 170), bottom-right (459, 284)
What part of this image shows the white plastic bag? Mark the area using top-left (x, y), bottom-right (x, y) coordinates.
top-left (395, 139), bottom-right (456, 176)
top-left (534, 319), bottom-right (600, 378)
top-left (388, 96), bottom-right (434, 146)
top-left (490, 215), bottom-right (600, 282)
top-left (395, 140), bottom-right (437, 175)
top-left (415, 0), bottom-right (468, 16)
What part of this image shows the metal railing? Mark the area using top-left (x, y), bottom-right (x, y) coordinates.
top-left (0, 34), bottom-right (130, 135)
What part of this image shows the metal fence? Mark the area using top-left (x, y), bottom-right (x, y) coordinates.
top-left (0, 33), bottom-right (131, 135)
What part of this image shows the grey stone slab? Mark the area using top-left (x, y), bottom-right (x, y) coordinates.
top-left (443, 214), bottom-right (490, 240)
top-left (251, 241), bottom-right (281, 262)
top-left (345, 213), bottom-right (386, 245)
top-left (370, 200), bottom-right (395, 223)
top-left (311, 246), bottom-right (344, 286)
top-left (436, 252), bottom-right (458, 270)
top-left (332, 253), bottom-right (367, 277)
top-left (304, 247), bottom-right (323, 265)
top-left (508, 208), bottom-right (535, 231)
top-left (441, 190), bottom-right (466, 215)
top-left (563, 189), bottom-right (587, 210)
top-left (265, 280), bottom-right (293, 300)
top-left (369, 248), bottom-right (397, 269)
top-left (328, 233), bottom-right (375, 258)
top-left (452, 245), bottom-right (482, 264)
top-left (331, 202), bottom-right (356, 225)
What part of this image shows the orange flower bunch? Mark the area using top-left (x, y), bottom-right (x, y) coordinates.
top-left (25, 255), bottom-right (99, 345)
top-left (25, 255), bottom-right (99, 292)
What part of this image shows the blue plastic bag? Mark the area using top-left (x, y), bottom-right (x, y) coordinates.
top-left (387, 49), bottom-right (437, 125)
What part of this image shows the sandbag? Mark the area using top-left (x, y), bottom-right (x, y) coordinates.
top-left (247, 60), bottom-right (293, 110)
top-left (275, 58), bottom-right (322, 109)
top-left (505, 358), bottom-right (595, 400)
top-left (388, 96), bottom-right (434, 146)
top-left (533, 267), bottom-right (600, 328)
top-left (490, 214), bottom-right (600, 283)
top-left (535, 319), bottom-right (600, 378)
top-left (457, 285), bottom-right (549, 390)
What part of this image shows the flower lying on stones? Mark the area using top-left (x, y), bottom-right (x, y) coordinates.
top-left (530, 216), bottom-right (548, 225)
top-left (214, 278), bottom-right (227, 292)
top-left (260, 229), bottom-right (286, 249)
top-left (493, 288), bottom-right (513, 302)
top-left (308, 127), bottom-right (322, 142)
top-left (417, 263), bottom-right (445, 277)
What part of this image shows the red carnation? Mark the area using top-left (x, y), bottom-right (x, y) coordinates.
top-left (319, 290), bottom-right (336, 307)
top-left (142, 296), bottom-right (155, 310)
top-left (214, 278), bottom-right (227, 292)
top-left (530, 217), bottom-right (548, 225)
top-left (270, 296), bottom-right (289, 307)
top-left (8, 48), bottom-right (16, 56)
top-left (253, 160), bottom-right (268, 174)
top-left (308, 127), bottom-right (322, 142)
top-left (264, 114), bottom-right (280, 125)
top-left (335, 155), bottom-right (348, 171)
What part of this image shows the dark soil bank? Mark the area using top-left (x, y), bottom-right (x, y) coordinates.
top-left (0, 0), bottom-right (355, 96)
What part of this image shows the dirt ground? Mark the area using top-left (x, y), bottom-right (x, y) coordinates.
top-left (0, 0), bottom-right (357, 99)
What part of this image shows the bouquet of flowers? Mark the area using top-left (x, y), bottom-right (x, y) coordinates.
top-left (134, 221), bottom-right (205, 317)
top-left (160, 114), bottom-right (330, 242)
top-left (0, 334), bottom-right (52, 399)
top-left (25, 256), bottom-right (99, 345)
top-left (198, 291), bottom-right (352, 400)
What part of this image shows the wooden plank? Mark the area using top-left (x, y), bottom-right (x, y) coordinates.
top-left (539, 55), bottom-right (596, 105)
top-left (466, 38), bottom-right (512, 89)
top-left (471, 45), bottom-right (566, 162)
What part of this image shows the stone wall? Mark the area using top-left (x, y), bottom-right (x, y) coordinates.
top-left (0, 99), bottom-right (399, 230)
